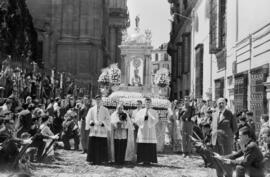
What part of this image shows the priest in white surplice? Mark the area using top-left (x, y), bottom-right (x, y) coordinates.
top-left (85, 95), bottom-right (111, 164)
top-left (135, 97), bottom-right (158, 165)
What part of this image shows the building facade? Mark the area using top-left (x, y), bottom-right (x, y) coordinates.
top-left (151, 43), bottom-right (171, 85)
top-left (189, 0), bottom-right (270, 129)
top-left (167, 0), bottom-right (198, 100)
top-left (26, 0), bottom-right (129, 96)
top-left (109, 0), bottom-right (130, 65)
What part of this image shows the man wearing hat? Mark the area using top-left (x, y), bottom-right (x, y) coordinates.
top-left (222, 127), bottom-right (264, 177)
top-left (135, 97), bottom-right (158, 165)
top-left (212, 97), bottom-right (237, 177)
top-left (85, 95), bottom-right (111, 164)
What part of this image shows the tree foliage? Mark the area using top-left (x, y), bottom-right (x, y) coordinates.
top-left (0, 0), bottom-right (37, 63)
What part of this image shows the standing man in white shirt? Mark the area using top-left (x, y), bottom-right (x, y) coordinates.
top-left (131, 100), bottom-right (143, 151)
top-left (135, 97), bottom-right (158, 165)
top-left (85, 95), bottom-right (111, 165)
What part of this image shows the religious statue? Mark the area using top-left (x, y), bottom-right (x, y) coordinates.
top-left (135, 15), bottom-right (140, 32)
top-left (131, 58), bottom-right (142, 86)
top-left (145, 29), bottom-right (152, 43)
top-left (132, 68), bottom-right (142, 86)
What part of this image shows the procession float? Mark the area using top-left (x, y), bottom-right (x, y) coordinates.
top-left (97, 17), bottom-right (171, 152)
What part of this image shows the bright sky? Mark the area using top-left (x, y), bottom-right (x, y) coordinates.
top-left (127, 0), bottom-right (171, 48)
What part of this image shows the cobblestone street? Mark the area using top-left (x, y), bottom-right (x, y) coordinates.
top-left (26, 150), bottom-right (215, 177)
top-left (1, 150), bottom-right (216, 177)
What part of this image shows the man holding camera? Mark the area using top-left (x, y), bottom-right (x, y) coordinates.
top-left (135, 97), bottom-right (158, 165)
top-left (85, 95), bottom-right (110, 165)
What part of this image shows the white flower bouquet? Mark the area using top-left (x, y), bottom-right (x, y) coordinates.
top-left (108, 64), bottom-right (121, 85)
top-left (154, 68), bottom-right (170, 88)
top-left (98, 68), bottom-right (111, 86)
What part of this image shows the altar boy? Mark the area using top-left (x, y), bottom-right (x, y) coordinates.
top-left (85, 95), bottom-right (111, 164)
top-left (135, 97), bottom-right (158, 165)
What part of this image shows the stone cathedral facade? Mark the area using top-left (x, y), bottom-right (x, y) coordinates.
top-left (26, 0), bottom-right (129, 94)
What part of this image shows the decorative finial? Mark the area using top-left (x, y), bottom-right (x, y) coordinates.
top-left (135, 15), bottom-right (140, 32)
top-left (145, 29), bottom-right (152, 44)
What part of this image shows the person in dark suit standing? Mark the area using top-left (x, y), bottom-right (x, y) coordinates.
top-left (180, 97), bottom-right (194, 158)
top-left (223, 127), bottom-right (265, 177)
top-left (79, 96), bottom-right (91, 154)
top-left (211, 98), bottom-right (237, 177)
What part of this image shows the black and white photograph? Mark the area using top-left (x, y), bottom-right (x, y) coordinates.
top-left (0, 0), bottom-right (270, 176)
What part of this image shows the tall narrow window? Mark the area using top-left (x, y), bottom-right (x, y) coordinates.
top-left (164, 53), bottom-right (168, 61)
top-left (209, 0), bottom-right (226, 53)
top-left (183, 33), bottom-right (191, 73)
top-left (37, 41), bottom-right (43, 61)
top-left (155, 53), bottom-right (158, 61)
top-left (195, 44), bottom-right (203, 98)
top-left (234, 73), bottom-right (248, 114)
top-left (209, 0), bottom-right (218, 53)
top-left (215, 78), bottom-right (224, 100)
top-left (183, 0), bottom-right (188, 10)
top-left (219, 0), bottom-right (226, 49)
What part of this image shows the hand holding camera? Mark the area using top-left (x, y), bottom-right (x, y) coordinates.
top-left (144, 110), bottom-right (149, 121)
top-left (144, 115), bottom-right (148, 121)
top-left (116, 121), bottom-right (122, 129)
top-left (119, 112), bottom-right (127, 122)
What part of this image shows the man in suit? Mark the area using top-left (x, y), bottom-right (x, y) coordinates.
top-left (211, 98), bottom-right (237, 177)
top-left (79, 96), bottom-right (91, 154)
top-left (180, 97), bottom-right (194, 158)
top-left (223, 127), bottom-right (265, 177)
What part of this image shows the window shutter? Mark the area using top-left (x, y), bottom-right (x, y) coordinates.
top-left (215, 78), bottom-right (224, 100)
top-left (209, 0), bottom-right (218, 54)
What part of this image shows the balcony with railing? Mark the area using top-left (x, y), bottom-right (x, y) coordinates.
top-left (235, 22), bottom-right (270, 72)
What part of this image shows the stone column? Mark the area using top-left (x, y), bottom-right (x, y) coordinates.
top-left (42, 32), bottom-right (50, 68)
top-left (263, 76), bottom-right (270, 126)
top-left (126, 58), bottom-right (130, 85)
top-left (110, 27), bottom-right (116, 62)
top-left (120, 55), bottom-right (125, 84)
top-left (228, 88), bottom-right (235, 114)
top-left (144, 55), bottom-right (151, 88)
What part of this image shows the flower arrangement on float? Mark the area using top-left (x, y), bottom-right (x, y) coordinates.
top-left (102, 92), bottom-right (170, 109)
top-left (154, 68), bottom-right (170, 88)
top-left (108, 64), bottom-right (121, 86)
top-left (98, 68), bottom-right (111, 87)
